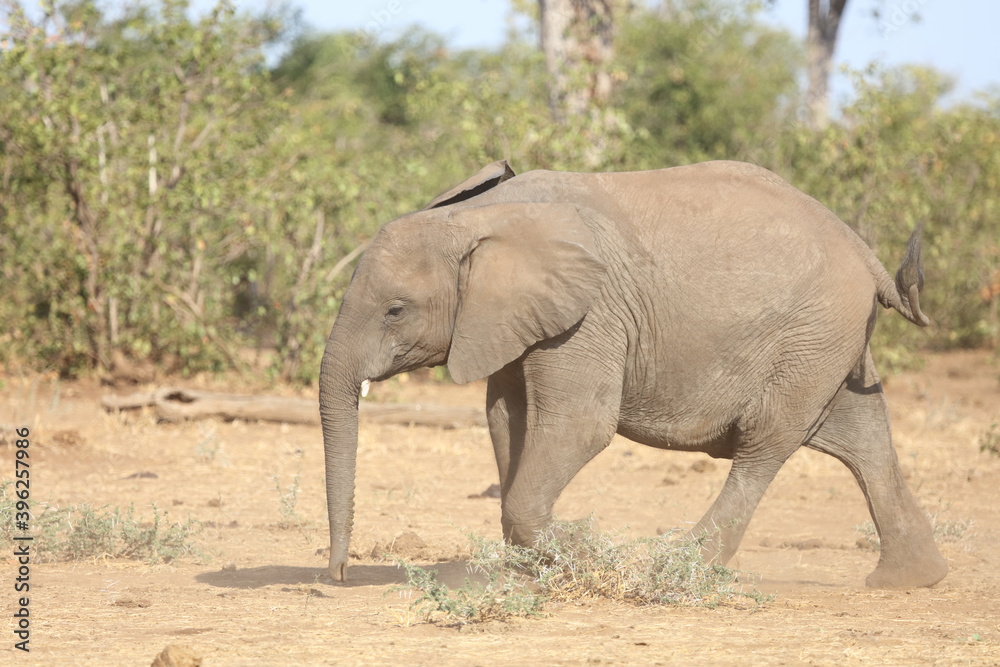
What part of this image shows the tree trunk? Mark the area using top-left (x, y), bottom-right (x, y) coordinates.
top-left (988, 267), bottom-right (1000, 349)
top-left (806, 0), bottom-right (848, 129)
top-left (64, 159), bottom-right (109, 369)
top-left (538, 0), bottom-right (615, 123)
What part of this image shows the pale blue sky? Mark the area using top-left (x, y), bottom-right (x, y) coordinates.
top-left (226, 1), bottom-right (1000, 104)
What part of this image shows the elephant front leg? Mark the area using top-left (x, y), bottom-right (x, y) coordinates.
top-left (494, 349), bottom-right (622, 547)
top-left (500, 409), bottom-right (619, 546)
top-left (486, 363), bottom-right (527, 496)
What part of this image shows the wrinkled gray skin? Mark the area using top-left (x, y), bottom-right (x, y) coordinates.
top-left (319, 159), bottom-right (948, 589)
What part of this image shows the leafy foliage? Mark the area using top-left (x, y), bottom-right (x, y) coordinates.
top-left (395, 518), bottom-right (769, 625)
top-left (1, 0), bottom-right (286, 375)
top-left (775, 66), bottom-right (1000, 366)
top-left (2, 0), bottom-right (998, 382)
top-left (855, 505), bottom-right (973, 551)
top-left (615, 0), bottom-right (802, 168)
top-left (33, 502), bottom-right (201, 563)
top-left (0, 481), bottom-right (200, 563)
top-left (981, 418), bottom-right (1000, 457)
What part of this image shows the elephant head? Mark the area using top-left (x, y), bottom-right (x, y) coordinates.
top-left (319, 162), bottom-right (607, 581)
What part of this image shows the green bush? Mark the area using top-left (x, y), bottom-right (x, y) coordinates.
top-left (34, 502), bottom-right (201, 563)
top-left (395, 518), bottom-right (769, 625)
top-left (981, 419), bottom-right (1000, 457)
top-left (0, 481), bottom-right (200, 563)
top-left (855, 505), bottom-right (973, 551)
top-left (3, 0), bottom-right (997, 382)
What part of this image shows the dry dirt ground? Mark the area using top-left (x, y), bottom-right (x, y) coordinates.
top-left (3, 350), bottom-right (1000, 666)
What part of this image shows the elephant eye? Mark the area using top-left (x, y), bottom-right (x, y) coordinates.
top-left (385, 305), bottom-right (404, 320)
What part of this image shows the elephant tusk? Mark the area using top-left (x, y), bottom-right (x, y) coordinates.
top-left (360, 379), bottom-right (371, 398)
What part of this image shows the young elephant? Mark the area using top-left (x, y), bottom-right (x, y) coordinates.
top-left (318, 159), bottom-right (947, 589)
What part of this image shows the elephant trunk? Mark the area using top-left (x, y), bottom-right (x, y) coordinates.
top-left (318, 326), bottom-right (364, 582)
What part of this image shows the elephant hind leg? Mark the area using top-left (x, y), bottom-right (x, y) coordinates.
top-left (806, 350), bottom-right (947, 588)
top-left (687, 357), bottom-right (854, 565)
top-left (686, 437), bottom-right (798, 566)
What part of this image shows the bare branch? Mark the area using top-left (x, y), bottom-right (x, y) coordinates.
top-left (323, 240), bottom-right (370, 285)
top-left (159, 283), bottom-right (248, 375)
top-left (294, 209), bottom-right (326, 299)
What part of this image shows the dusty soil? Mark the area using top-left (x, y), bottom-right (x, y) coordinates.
top-left (3, 350), bottom-right (1000, 665)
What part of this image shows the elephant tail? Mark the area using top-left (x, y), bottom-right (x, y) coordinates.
top-left (873, 224), bottom-right (930, 327)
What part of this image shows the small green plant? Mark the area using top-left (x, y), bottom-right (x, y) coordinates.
top-left (854, 521), bottom-right (880, 551)
top-left (273, 452), bottom-right (304, 528)
top-left (393, 558), bottom-right (545, 625)
top-left (393, 517), bottom-right (770, 626)
top-left (524, 519), bottom-right (770, 607)
top-left (930, 514), bottom-right (974, 544)
top-left (194, 424), bottom-right (229, 465)
top-left (34, 502), bottom-right (200, 563)
top-left (0, 480), bottom-right (18, 550)
top-left (979, 419), bottom-right (1000, 457)
top-left (1, 482), bottom-right (199, 562)
top-left (855, 507), bottom-right (973, 551)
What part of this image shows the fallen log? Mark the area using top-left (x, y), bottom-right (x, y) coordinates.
top-left (101, 387), bottom-right (486, 429)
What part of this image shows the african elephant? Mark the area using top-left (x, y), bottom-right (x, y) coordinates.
top-left (318, 159), bottom-right (948, 589)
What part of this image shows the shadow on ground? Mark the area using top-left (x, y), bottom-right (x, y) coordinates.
top-left (196, 560), bottom-right (480, 589)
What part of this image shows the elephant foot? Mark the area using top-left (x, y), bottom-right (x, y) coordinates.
top-left (503, 516), bottom-right (599, 553)
top-left (685, 521), bottom-right (738, 566)
top-left (504, 520), bottom-right (543, 548)
top-left (865, 552), bottom-right (948, 589)
top-left (328, 549), bottom-right (349, 583)
top-left (687, 532), bottom-right (723, 565)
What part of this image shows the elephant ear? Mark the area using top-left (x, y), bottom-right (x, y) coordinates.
top-left (447, 203), bottom-right (606, 384)
top-left (424, 160), bottom-right (516, 209)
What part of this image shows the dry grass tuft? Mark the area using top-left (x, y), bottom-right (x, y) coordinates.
top-left (0, 481), bottom-right (200, 563)
top-left (980, 418), bottom-right (1000, 457)
top-left (394, 517), bottom-right (770, 625)
top-left (854, 505), bottom-right (974, 552)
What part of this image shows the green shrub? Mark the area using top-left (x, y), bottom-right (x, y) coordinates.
top-left (395, 517), bottom-right (770, 625)
top-left (855, 505), bottom-right (973, 551)
top-left (0, 484), bottom-right (200, 564)
top-left (34, 502), bottom-right (200, 563)
top-left (394, 557), bottom-right (545, 624)
top-left (980, 419), bottom-right (1000, 457)
top-left (3, 0), bottom-right (998, 381)
top-left (273, 451), bottom-right (305, 528)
